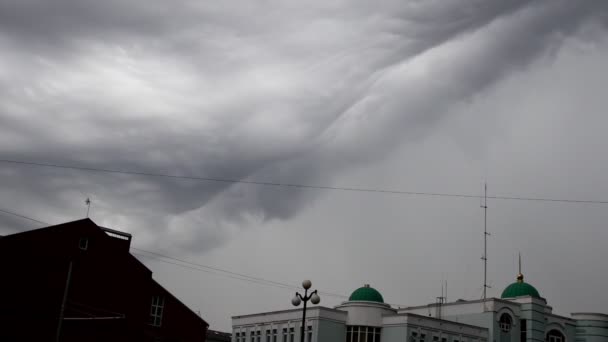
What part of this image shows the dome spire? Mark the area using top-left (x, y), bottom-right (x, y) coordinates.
top-left (502, 252), bottom-right (541, 299)
top-left (517, 252), bottom-right (524, 283)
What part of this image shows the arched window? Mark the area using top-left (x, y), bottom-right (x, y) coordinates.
top-left (499, 313), bottom-right (512, 333)
top-left (546, 330), bottom-right (565, 342)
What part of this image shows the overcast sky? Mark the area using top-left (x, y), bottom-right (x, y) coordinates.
top-left (1, 0), bottom-right (608, 332)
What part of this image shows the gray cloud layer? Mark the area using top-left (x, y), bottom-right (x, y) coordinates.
top-left (1, 0), bottom-right (608, 330)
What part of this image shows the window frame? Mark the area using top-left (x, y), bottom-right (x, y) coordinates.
top-left (520, 319), bottom-right (527, 342)
top-left (346, 326), bottom-right (381, 342)
top-left (499, 313), bottom-right (513, 333)
top-left (78, 237), bottom-right (89, 250)
top-left (149, 295), bottom-right (165, 327)
top-left (546, 330), bottom-right (565, 342)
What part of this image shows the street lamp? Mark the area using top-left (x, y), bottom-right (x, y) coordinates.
top-left (292, 280), bottom-right (320, 342)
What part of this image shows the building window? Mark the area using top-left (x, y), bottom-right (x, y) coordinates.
top-left (267, 329), bottom-right (271, 342)
top-left (290, 327), bottom-right (295, 342)
top-left (283, 328), bottom-right (288, 342)
top-left (520, 320), bottom-right (527, 342)
top-left (236, 332), bottom-right (240, 342)
top-left (149, 296), bottom-right (164, 327)
top-left (257, 330), bottom-right (261, 342)
top-left (307, 326), bottom-right (312, 342)
top-left (346, 326), bottom-right (381, 342)
top-left (546, 330), bottom-right (564, 342)
top-left (251, 331), bottom-right (255, 342)
top-left (499, 313), bottom-right (512, 333)
top-left (273, 329), bottom-right (278, 342)
top-left (78, 237), bottom-right (88, 250)
top-left (442, 338), bottom-right (447, 342)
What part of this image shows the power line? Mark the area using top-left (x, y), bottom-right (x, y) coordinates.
top-left (134, 252), bottom-right (348, 300)
top-left (0, 206), bottom-right (426, 306)
top-left (132, 252), bottom-right (296, 291)
top-left (132, 248), bottom-right (349, 299)
top-left (132, 247), bottom-right (295, 287)
top-left (0, 207), bottom-right (349, 300)
top-left (0, 208), bottom-right (47, 225)
top-left (2, 158), bottom-right (608, 204)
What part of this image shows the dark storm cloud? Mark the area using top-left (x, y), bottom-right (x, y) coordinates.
top-left (0, 0), bottom-right (607, 254)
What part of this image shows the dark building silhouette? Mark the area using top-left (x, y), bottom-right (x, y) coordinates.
top-left (0, 218), bottom-right (208, 342)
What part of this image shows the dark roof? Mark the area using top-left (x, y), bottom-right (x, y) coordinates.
top-left (0, 218), bottom-right (208, 327)
top-left (0, 218), bottom-right (110, 243)
top-left (151, 278), bottom-right (209, 327)
top-left (207, 330), bottom-right (231, 342)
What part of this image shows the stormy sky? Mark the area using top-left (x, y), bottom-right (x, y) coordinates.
top-left (1, 0), bottom-right (608, 331)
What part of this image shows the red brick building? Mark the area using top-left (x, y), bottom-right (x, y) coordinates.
top-left (0, 218), bottom-right (208, 341)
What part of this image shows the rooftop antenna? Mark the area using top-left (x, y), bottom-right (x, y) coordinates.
top-left (481, 183), bottom-right (491, 300)
top-left (436, 281), bottom-right (445, 319)
top-left (85, 197), bottom-right (91, 218)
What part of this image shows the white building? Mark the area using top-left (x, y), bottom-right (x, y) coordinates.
top-left (232, 272), bottom-right (608, 342)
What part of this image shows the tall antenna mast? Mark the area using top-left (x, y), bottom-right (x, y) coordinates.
top-left (481, 183), bottom-right (490, 300)
top-left (436, 281), bottom-right (445, 319)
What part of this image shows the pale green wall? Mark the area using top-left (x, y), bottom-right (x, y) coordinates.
top-left (382, 326), bottom-right (408, 342)
top-left (519, 302), bottom-right (545, 342)
top-left (443, 312), bottom-right (495, 341)
top-left (316, 320), bottom-right (345, 342)
top-left (575, 319), bottom-right (608, 342)
top-left (400, 324), bottom-right (486, 342)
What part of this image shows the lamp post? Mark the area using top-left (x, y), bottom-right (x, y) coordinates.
top-left (291, 280), bottom-right (320, 342)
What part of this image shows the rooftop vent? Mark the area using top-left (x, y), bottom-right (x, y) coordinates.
top-left (100, 227), bottom-right (131, 241)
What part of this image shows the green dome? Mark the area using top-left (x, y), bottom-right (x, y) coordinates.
top-left (501, 274), bottom-right (541, 299)
top-left (349, 284), bottom-right (384, 303)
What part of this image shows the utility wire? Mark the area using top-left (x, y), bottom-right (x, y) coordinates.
top-left (2, 158), bottom-right (608, 204)
top-left (134, 252), bottom-right (399, 304)
top-left (0, 208), bottom-right (47, 225)
top-left (0, 207), bottom-right (349, 300)
top-left (134, 252), bottom-right (350, 300)
top-left (0, 206), bottom-right (420, 306)
top-left (132, 252), bottom-right (296, 291)
top-left (132, 248), bottom-right (348, 299)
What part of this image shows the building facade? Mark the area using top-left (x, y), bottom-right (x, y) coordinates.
top-left (0, 219), bottom-right (208, 342)
top-left (232, 276), bottom-right (608, 342)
